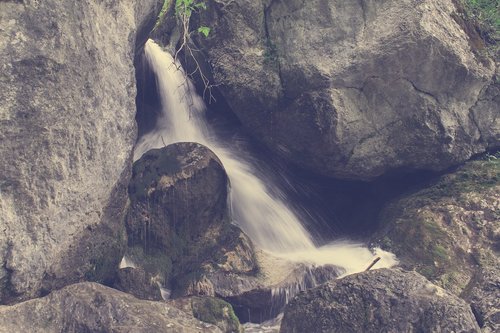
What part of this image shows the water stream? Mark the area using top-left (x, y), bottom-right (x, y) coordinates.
top-left (134, 39), bottom-right (397, 275)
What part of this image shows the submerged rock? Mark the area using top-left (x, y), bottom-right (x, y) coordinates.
top-left (0, 0), bottom-right (161, 303)
top-left (372, 155), bottom-right (500, 331)
top-left (0, 282), bottom-right (222, 333)
top-left (126, 142), bottom-right (257, 298)
top-left (280, 268), bottom-right (480, 333)
top-left (191, 0), bottom-right (498, 180)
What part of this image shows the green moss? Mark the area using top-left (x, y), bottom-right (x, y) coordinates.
top-left (439, 271), bottom-right (468, 291)
top-left (408, 157), bottom-right (499, 205)
top-left (154, 0), bottom-right (173, 31)
top-left (419, 266), bottom-right (438, 278)
top-left (462, 0), bottom-right (499, 43)
top-left (375, 155), bottom-right (499, 285)
top-left (192, 297), bottom-right (240, 331)
top-left (432, 244), bottom-right (450, 262)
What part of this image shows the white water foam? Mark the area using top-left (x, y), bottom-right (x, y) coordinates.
top-left (119, 255), bottom-right (137, 269)
top-left (134, 40), bottom-right (398, 275)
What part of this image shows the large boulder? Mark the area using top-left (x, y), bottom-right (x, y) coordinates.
top-left (280, 268), bottom-right (480, 333)
top-left (372, 154), bottom-right (499, 331)
top-left (125, 142), bottom-right (257, 297)
top-left (0, 0), bottom-right (162, 303)
top-left (190, 0), bottom-right (498, 179)
top-left (0, 282), bottom-right (222, 333)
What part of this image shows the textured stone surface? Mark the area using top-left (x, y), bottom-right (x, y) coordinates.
top-left (113, 267), bottom-right (163, 301)
top-left (193, 251), bottom-right (340, 324)
top-left (170, 296), bottom-right (241, 333)
top-left (126, 143), bottom-right (257, 297)
top-left (222, 263), bottom-right (340, 324)
top-left (372, 156), bottom-right (499, 331)
top-left (0, 0), bottom-right (162, 303)
top-left (462, 265), bottom-right (500, 333)
top-left (0, 282), bottom-right (222, 333)
top-left (191, 0), bottom-right (498, 179)
top-left (280, 268), bottom-right (480, 333)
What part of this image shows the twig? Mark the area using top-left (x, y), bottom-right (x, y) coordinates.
top-left (365, 257), bottom-right (381, 271)
top-left (172, 1), bottom-right (217, 104)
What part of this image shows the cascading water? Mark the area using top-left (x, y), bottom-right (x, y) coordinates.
top-left (134, 39), bottom-right (397, 274)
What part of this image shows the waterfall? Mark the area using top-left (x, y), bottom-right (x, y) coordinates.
top-left (134, 40), bottom-right (397, 274)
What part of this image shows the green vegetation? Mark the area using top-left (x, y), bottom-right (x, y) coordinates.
top-left (154, 0), bottom-right (211, 38)
top-left (414, 154), bottom-right (499, 204)
top-left (175, 0), bottom-right (210, 37)
top-left (197, 26), bottom-right (211, 37)
top-left (374, 153), bottom-right (499, 293)
top-left (154, 0), bottom-right (172, 30)
top-left (192, 297), bottom-right (240, 331)
top-left (462, 0), bottom-right (499, 44)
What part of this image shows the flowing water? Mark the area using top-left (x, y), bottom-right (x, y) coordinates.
top-left (134, 39), bottom-right (397, 274)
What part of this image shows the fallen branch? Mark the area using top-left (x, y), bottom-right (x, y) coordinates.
top-left (365, 257), bottom-right (381, 271)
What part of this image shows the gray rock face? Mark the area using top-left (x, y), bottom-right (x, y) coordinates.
top-left (0, 0), bottom-right (161, 303)
top-left (126, 143), bottom-right (257, 297)
top-left (194, 0), bottom-right (498, 179)
top-left (280, 268), bottom-right (480, 333)
top-left (0, 282), bottom-right (222, 333)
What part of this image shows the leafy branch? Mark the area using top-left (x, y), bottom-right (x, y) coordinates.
top-left (173, 0), bottom-right (216, 103)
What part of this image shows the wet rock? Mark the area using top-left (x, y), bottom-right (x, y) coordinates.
top-left (372, 155), bottom-right (500, 331)
top-left (0, 282), bottom-right (221, 333)
top-left (113, 267), bottom-right (163, 301)
top-left (0, 0), bottom-right (162, 303)
top-left (125, 142), bottom-right (257, 297)
top-left (206, 251), bottom-right (341, 324)
top-left (189, 0), bottom-right (498, 180)
top-left (170, 296), bottom-right (241, 333)
top-left (224, 264), bottom-right (341, 324)
top-left (462, 264), bottom-right (500, 333)
top-left (280, 268), bottom-right (480, 333)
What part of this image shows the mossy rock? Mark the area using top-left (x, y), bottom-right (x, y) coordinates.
top-left (125, 142), bottom-right (257, 297)
top-left (170, 296), bottom-right (241, 333)
top-left (192, 297), bottom-right (241, 332)
top-left (372, 154), bottom-right (499, 294)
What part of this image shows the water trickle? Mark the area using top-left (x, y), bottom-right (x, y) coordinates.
top-left (119, 255), bottom-right (137, 269)
top-left (134, 40), bottom-right (397, 274)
